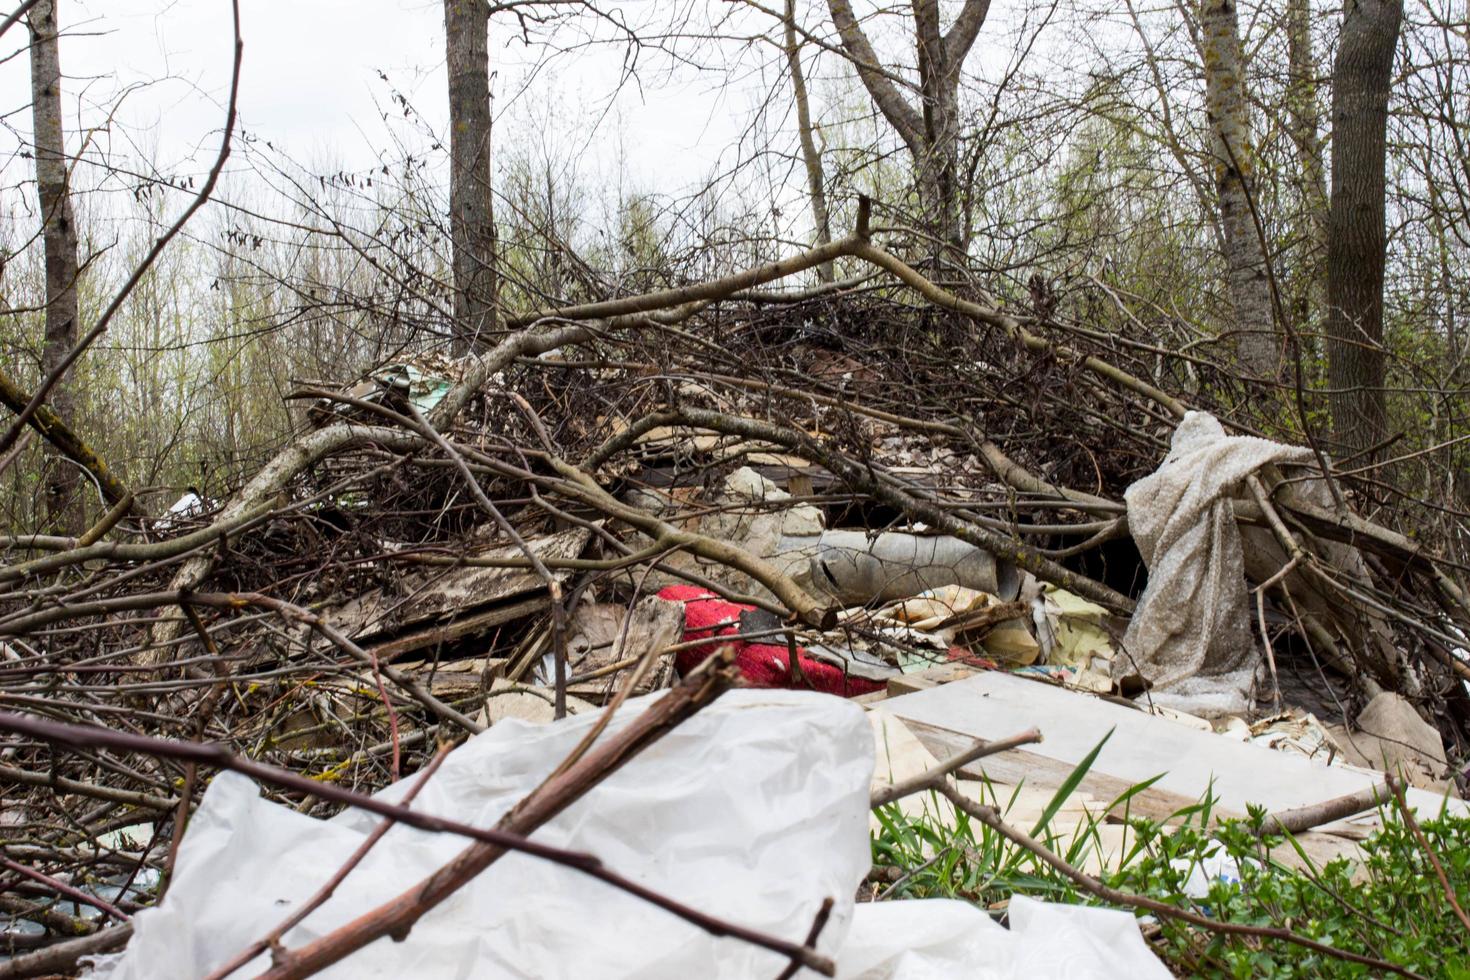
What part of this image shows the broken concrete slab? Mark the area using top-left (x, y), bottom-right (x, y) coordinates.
top-left (480, 678), bottom-right (595, 726)
top-left (620, 467), bottom-right (824, 600)
top-left (386, 656), bottom-right (505, 698)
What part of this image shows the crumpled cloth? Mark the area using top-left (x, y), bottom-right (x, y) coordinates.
top-left (658, 585), bottom-right (885, 696)
top-left (1121, 412), bottom-right (1310, 714)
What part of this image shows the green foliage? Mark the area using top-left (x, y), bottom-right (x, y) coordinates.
top-left (1115, 809), bottom-right (1470, 977)
top-left (870, 744), bottom-right (1470, 977)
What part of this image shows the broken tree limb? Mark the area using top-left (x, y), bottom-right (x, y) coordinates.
top-left (505, 198), bottom-right (871, 329)
top-left (543, 454), bottom-right (838, 627)
top-left (146, 319), bottom-right (595, 660)
top-left (0, 924), bottom-right (133, 980)
top-left (402, 401), bottom-right (571, 717)
top-left (0, 590), bottom-right (485, 733)
top-left (849, 240), bottom-right (1189, 418)
top-left (182, 592), bottom-right (486, 735)
top-left (870, 727), bottom-right (1043, 808)
top-left (974, 441), bottom-right (1123, 512)
top-left (1255, 781), bottom-right (1390, 837)
top-left (0, 365), bottom-right (136, 510)
top-left (0, 760), bottom-right (177, 810)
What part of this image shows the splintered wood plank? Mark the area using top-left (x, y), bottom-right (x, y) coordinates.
top-left (330, 527), bottom-right (590, 641)
top-left (884, 671), bottom-right (1465, 827)
top-left (366, 599), bottom-right (547, 661)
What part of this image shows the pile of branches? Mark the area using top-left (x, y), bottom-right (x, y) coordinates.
top-left (2, 200), bottom-right (1468, 976)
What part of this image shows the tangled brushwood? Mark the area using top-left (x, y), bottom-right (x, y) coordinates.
top-left (2, 204), bottom-right (1469, 976)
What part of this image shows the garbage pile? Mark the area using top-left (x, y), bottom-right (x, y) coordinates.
top-left (2, 276), bottom-right (1468, 976)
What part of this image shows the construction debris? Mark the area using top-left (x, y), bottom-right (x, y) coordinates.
top-left (1329, 692), bottom-right (1455, 793)
top-left (5, 273), bottom-right (1470, 975)
top-left (873, 670), bottom-right (1465, 843)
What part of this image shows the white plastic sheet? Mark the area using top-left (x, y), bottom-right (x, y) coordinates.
top-left (840, 897), bottom-right (1171, 980)
top-left (88, 690), bottom-right (1169, 979)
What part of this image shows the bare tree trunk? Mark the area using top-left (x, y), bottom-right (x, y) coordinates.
top-left (1286, 0), bottom-right (1327, 328)
top-left (912, 0), bottom-right (965, 267)
top-left (1326, 0), bottom-right (1402, 459)
top-left (28, 0), bottom-right (81, 533)
top-left (825, 0), bottom-right (990, 264)
top-left (1199, 0), bottom-right (1278, 379)
top-left (445, 0), bottom-right (497, 353)
top-left (784, 0), bottom-right (833, 282)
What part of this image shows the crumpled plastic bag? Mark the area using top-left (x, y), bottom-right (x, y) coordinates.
top-left (87, 690), bottom-right (1169, 979)
top-left (1122, 412), bottom-right (1309, 714)
top-left (1169, 846), bottom-right (1250, 900)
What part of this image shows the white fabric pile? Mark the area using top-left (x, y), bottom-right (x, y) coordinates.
top-left (1121, 412), bottom-right (1312, 715)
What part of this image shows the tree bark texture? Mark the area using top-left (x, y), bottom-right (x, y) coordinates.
top-left (1286, 0), bottom-right (1328, 328)
top-left (825, 0), bottom-right (990, 265)
top-left (445, 0), bottom-right (497, 353)
top-left (1326, 0), bottom-right (1402, 459)
top-left (28, 0), bottom-right (81, 532)
top-left (1199, 0), bottom-right (1278, 379)
top-left (784, 0), bottom-right (834, 282)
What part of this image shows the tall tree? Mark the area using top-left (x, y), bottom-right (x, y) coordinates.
top-left (1285, 0), bottom-right (1327, 327)
top-left (1326, 0), bottom-right (1402, 459)
top-left (1199, 0), bottom-right (1278, 378)
top-left (27, 0), bottom-right (81, 531)
top-left (825, 0), bottom-right (990, 265)
top-left (445, 0), bottom-right (497, 353)
top-left (784, 0), bottom-right (833, 282)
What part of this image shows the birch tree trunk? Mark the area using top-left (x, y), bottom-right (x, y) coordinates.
top-left (28, 0), bottom-right (81, 532)
top-left (445, 0), bottom-right (497, 353)
top-left (1327, 0), bottom-right (1403, 459)
top-left (1199, 0), bottom-right (1278, 379)
top-left (784, 0), bottom-right (834, 282)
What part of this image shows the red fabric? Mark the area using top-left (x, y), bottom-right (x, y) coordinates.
top-left (945, 647), bottom-right (1000, 671)
top-left (657, 585), bottom-right (884, 697)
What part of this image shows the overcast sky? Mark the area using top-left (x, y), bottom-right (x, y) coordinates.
top-left (0, 0), bottom-right (770, 197)
top-left (0, 0), bottom-right (1079, 253)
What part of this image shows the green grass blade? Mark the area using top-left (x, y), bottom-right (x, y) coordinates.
top-left (1029, 727), bottom-right (1114, 838)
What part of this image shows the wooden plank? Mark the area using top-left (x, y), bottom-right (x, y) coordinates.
top-left (884, 671), bottom-right (1466, 827)
top-left (331, 527), bottom-right (588, 641)
top-left (365, 597), bottom-right (548, 660)
top-left (885, 662), bottom-right (978, 697)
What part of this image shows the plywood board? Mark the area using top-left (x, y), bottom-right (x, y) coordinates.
top-left (884, 671), bottom-right (1464, 829)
